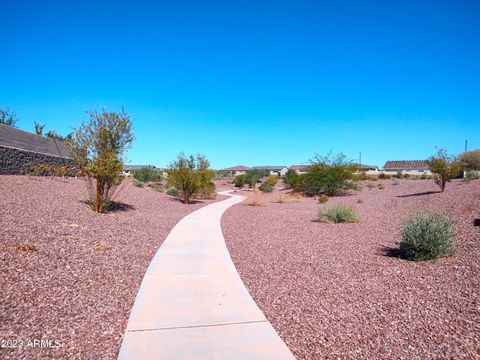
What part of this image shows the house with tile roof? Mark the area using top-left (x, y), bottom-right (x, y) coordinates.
top-left (383, 160), bottom-right (431, 175)
top-left (221, 165), bottom-right (252, 176)
top-left (252, 166), bottom-right (288, 177)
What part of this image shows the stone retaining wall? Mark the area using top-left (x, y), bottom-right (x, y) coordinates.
top-left (0, 145), bottom-right (74, 175)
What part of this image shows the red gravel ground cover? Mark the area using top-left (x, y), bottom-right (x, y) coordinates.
top-left (0, 175), bottom-right (222, 359)
top-left (222, 179), bottom-right (480, 359)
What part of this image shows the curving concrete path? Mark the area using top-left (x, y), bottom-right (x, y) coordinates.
top-left (118, 190), bottom-right (295, 360)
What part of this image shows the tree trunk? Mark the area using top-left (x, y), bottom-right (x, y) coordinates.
top-left (96, 178), bottom-right (100, 212)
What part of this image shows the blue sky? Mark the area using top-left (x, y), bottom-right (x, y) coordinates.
top-left (1, 0), bottom-right (479, 169)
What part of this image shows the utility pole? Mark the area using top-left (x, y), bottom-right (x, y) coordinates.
top-left (465, 140), bottom-right (468, 152)
top-left (359, 152), bottom-right (362, 166)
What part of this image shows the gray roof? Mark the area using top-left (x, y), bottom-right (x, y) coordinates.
top-left (0, 123), bottom-right (71, 158)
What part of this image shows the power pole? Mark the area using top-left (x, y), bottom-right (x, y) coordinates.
top-left (465, 140), bottom-right (468, 152)
top-left (359, 152), bottom-right (362, 166)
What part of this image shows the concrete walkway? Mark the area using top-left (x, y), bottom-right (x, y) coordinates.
top-left (118, 191), bottom-right (295, 360)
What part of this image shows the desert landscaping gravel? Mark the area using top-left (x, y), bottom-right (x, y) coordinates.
top-left (222, 179), bottom-right (480, 359)
top-left (0, 175), bottom-right (222, 359)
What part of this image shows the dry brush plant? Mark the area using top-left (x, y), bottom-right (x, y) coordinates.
top-left (244, 193), bottom-right (267, 206)
top-left (274, 193), bottom-right (291, 204)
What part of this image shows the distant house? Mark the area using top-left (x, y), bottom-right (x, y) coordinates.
top-left (383, 160), bottom-right (431, 175)
top-left (289, 165), bottom-right (310, 174)
top-left (222, 165), bottom-right (252, 176)
top-left (253, 166), bottom-right (288, 177)
top-left (353, 163), bottom-right (380, 174)
top-left (123, 165), bottom-right (158, 176)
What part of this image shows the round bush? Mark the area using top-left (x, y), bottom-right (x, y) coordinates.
top-left (259, 182), bottom-right (273, 193)
top-left (399, 212), bottom-right (455, 261)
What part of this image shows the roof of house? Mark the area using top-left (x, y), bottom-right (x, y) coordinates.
top-left (253, 166), bottom-right (288, 171)
top-left (289, 165), bottom-right (311, 171)
top-left (383, 160), bottom-right (429, 170)
top-left (0, 123), bottom-right (71, 158)
top-left (352, 163), bottom-right (379, 170)
top-left (124, 165), bottom-right (158, 171)
top-left (222, 165), bottom-right (252, 171)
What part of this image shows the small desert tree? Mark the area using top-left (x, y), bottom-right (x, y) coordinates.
top-left (427, 148), bottom-right (461, 192)
top-left (70, 108), bottom-right (134, 212)
top-left (167, 153), bottom-right (215, 204)
top-left (0, 107), bottom-right (19, 127)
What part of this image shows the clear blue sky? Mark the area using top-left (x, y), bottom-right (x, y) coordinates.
top-left (1, 0), bottom-right (479, 169)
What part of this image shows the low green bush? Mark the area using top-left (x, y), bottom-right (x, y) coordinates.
top-left (132, 179), bottom-right (144, 188)
top-left (149, 182), bottom-right (163, 192)
top-left (378, 173), bottom-right (390, 179)
top-left (399, 212), bottom-right (455, 261)
top-left (259, 182), bottom-right (273, 193)
top-left (166, 187), bottom-right (179, 196)
top-left (318, 205), bottom-right (359, 223)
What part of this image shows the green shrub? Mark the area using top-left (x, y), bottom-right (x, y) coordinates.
top-left (283, 169), bottom-right (299, 188)
top-left (403, 173), bottom-right (410, 179)
top-left (259, 182), bottom-right (273, 193)
top-left (399, 212), bottom-right (455, 261)
top-left (378, 173), bottom-right (390, 179)
top-left (166, 187), bottom-right (179, 196)
top-left (396, 171), bottom-right (403, 179)
top-left (234, 174), bottom-right (246, 188)
top-left (318, 194), bottom-right (329, 204)
top-left (131, 167), bottom-right (162, 183)
top-left (133, 179), bottom-right (144, 188)
top-left (318, 205), bottom-right (359, 223)
top-left (420, 173), bottom-right (429, 180)
top-left (392, 178), bottom-right (400, 185)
